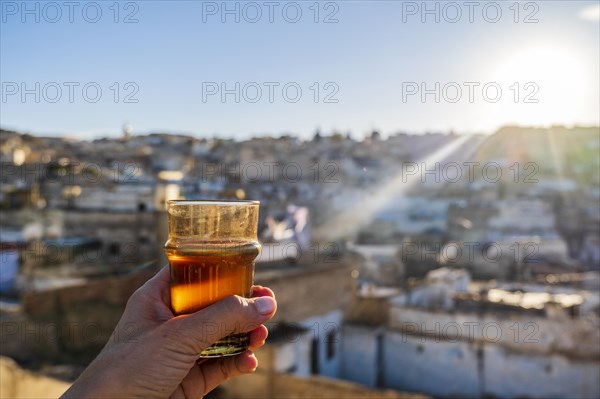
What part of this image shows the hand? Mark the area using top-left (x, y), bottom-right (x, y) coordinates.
top-left (62, 266), bottom-right (277, 399)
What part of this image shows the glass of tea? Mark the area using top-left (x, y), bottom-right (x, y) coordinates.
top-left (164, 200), bottom-right (261, 357)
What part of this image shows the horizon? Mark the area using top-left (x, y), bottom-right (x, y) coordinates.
top-left (2, 122), bottom-right (599, 143)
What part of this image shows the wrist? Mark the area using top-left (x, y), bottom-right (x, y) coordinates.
top-left (61, 358), bottom-right (125, 399)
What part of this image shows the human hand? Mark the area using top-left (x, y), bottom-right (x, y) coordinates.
top-left (62, 266), bottom-right (277, 399)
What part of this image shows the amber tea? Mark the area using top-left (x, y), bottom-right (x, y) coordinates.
top-left (167, 243), bottom-right (258, 314)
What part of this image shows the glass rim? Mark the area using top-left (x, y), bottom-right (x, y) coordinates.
top-left (167, 199), bottom-right (259, 206)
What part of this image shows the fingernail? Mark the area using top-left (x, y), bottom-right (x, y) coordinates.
top-left (254, 297), bottom-right (276, 315)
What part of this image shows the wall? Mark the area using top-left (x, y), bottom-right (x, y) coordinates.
top-left (63, 210), bottom-right (162, 264)
top-left (0, 357), bottom-right (70, 399)
top-left (1, 267), bottom-right (156, 364)
top-left (384, 339), bottom-right (599, 399)
top-left (255, 255), bottom-right (354, 325)
top-left (383, 333), bottom-right (480, 398)
top-left (298, 310), bottom-right (344, 379)
top-left (266, 309), bottom-right (344, 379)
top-left (388, 306), bottom-right (600, 359)
top-left (341, 304), bottom-right (600, 398)
top-left (341, 324), bottom-right (382, 388)
top-left (484, 345), bottom-right (600, 399)
top-left (221, 370), bottom-right (428, 399)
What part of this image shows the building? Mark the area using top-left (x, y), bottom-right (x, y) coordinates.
top-left (341, 267), bottom-right (600, 398)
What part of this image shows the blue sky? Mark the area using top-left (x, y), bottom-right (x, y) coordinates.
top-left (1, 0), bottom-right (599, 140)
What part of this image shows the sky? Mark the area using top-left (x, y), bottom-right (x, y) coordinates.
top-left (1, 0), bottom-right (599, 140)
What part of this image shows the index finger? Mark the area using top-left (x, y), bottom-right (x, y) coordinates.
top-left (140, 265), bottom-right (171, 304)
top-left (251, 285), bottom-right (275, 299)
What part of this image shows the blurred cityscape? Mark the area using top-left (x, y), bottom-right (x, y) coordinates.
top-left (1, 124), bottom-right (599, 398)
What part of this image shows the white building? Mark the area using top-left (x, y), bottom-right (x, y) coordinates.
top-left (341, 268), bottom-right (600, 399)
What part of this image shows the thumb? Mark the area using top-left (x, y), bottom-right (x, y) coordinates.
top-left (163, 295), bottom-right (277, 355)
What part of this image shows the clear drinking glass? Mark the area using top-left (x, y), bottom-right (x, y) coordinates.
top-left (164, 200), bottom-right (260, 357)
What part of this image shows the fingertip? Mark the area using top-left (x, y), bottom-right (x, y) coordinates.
top-left (237, 351), bottom-right (258, 373)
top-left (249, 324), bottom-right (269, 343)
top-left (251, 286), bottom-right (275, 299)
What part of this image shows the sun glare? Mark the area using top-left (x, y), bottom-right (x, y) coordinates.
top-left (490, 46), bottom-right (587, 127)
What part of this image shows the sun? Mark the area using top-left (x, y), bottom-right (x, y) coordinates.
top-left (488, 45), bottom-right (586, 127)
